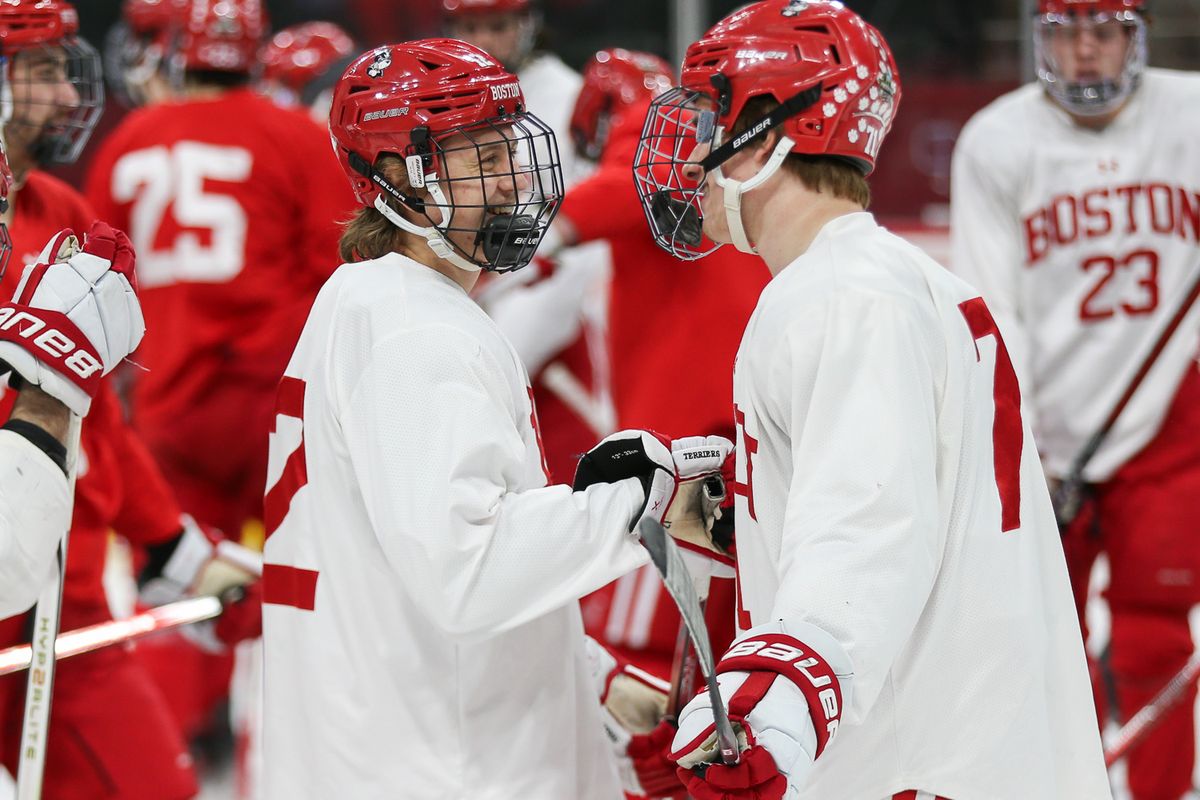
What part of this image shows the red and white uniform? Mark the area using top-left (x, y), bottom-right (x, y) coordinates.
top-left (262, 253), bottom-right (648, 798)
top-left (85, 88), bottom-right (353, 536)
top-left (951, 69), bottom-right (1200, 483)
top-left (732, 212), bottom-right (1109, 799)
top-left (480, 52), bottom-right (615, 482)
top-left (952, 68), bottom-right (1200, 799)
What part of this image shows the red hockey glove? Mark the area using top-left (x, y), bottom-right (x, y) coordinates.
top-left (675, 745), bottom-right (788, 800)
top-left (628, 720), bottom-right (686, 798)
top-left (214, 581), bottom-right (263, 645)
top-left (670, 622), bottom-right (854, 800)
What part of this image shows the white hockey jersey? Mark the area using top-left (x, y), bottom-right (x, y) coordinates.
top-left (952, 69), bottom-right (1200, 481)
top-left (731, 213), bottom-right (1110, 800)
top-left (261, 254), bottom-right (648, 799)
top-left (0, 429), bottom-right (70, 618)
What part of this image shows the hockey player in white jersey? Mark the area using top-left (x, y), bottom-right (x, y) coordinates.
top-left (952, 1), bottom-right (1200, 796)
top-left (631, 2), bottom-right (1111, 798)
top-left (261, 39), bottom-right (728, 799)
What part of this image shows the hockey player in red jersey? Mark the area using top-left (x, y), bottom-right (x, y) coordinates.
top-left (952, 1), bottom-right (1200, 796)
top-left (86, 0), bottom-right (350, 778)
top-left (0, 5), bottom-right (261, 797)
top-left (86, 0), bottom-right (353, 545)
top-left (258, 21), bottom-right (356, 122)
top-left (626, 2), bottom-right (1110, 797)
top-left (103, 0), bottom-right (187, 109)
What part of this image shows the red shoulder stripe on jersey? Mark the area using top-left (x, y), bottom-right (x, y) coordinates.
top-left (263, 564), bottom-right (319, 611)
top-left (264, 376), bottom-right (308, 538)
top-left (892, 792), bottom-right (950, 800)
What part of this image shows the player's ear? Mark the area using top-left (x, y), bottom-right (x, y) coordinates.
top-left (754, 130), bottom-right (781, 167)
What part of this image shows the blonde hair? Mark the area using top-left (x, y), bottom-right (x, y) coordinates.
top-left (733, 97), bottom-right (871, 209)
top-left (338, 155), bottom-right (424, 262)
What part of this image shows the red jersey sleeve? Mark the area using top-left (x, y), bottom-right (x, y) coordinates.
top-left (98, 389), bottom-right (184, 545)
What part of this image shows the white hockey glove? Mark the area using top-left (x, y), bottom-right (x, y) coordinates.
top-left (0, 224), bottom-right (145, 416)
top-left (665, 436), bottom-right (736, 582)
top-left (669, 622), bottom-right (854, 800)
top-left (140, 514), bottom-right (262, 604)
top-left (585, 636), bottom-right (684, 798)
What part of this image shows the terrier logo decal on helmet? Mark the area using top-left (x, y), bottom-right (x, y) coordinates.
top-left (329, 39), bottom-right (564, 274)
top-left (632, 0), bottom-right (901, 259)
top-left (1034, 0), bottom-right (1147, 117)
top-left (366, 48), bottom-right (391, 79)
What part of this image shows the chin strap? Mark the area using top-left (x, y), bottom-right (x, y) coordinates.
top-left (710, 134), bottom-right (795, 254)
top-left (371, 192), bottom-right (481, 274)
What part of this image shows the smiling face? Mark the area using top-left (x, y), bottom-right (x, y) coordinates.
top-left (433, 124), bottom-right (533, 261)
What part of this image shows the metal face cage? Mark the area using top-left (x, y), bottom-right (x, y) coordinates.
top-left (5, 37), bottom-right (104, 166)
top-left (632, 86), bottom-right (721, 261)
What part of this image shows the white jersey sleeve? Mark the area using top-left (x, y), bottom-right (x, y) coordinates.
top-left (0, 429), bottom-right (70, 618)
top-left (766, 289), bottom-right (942, 721)
top-left (342, 321), bottom-right (642, 637)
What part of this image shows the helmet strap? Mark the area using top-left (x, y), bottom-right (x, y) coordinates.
top-left (353, 150), bottom-right (483, 273)
top-left (711, 134), bottom-right (794, 254)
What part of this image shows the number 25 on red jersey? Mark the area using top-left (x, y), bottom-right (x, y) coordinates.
top-left (112, 141), bottom-right (252, 289)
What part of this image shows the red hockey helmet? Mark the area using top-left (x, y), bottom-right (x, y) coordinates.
top-left (1035, 0), bottom-right (1147, 116)
top-left (634, 0), bottom-right (900, 259)
top-left (104, 0), bottom-right (188, 107)
top-left (0, 0), bottom-right (104, 166)
top-left (260, 22), bottom-right (354, 92)
top-left (570, 48), bottom-right (673, 161)
top-left (177, 0), bottom-right (268, 74)
top-left (329, 39), bottom-right (564, 274)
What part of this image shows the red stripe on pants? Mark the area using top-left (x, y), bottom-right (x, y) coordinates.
top-left (892, 793), bottom-right (950, 800)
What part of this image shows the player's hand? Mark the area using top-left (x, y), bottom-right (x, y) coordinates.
top-left (139, 514), bottom-right (262, 607)
top-left (573, 429), bottom-right (679, 531)
top-left (0, 223), bottom-right (145, 416)
top-left (664, 436), bottom-right (736, 581)
top-left (586, 637), bottom-right (684, 797)
top-left (213, 581), bottom-right (263, 645)
top-left (670, 623), bottom-right (853, 800)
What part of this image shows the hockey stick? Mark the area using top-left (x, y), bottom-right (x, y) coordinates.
top-left (665, 618), bottom-right (701, 722)
top-left (1104, 650), bottom-right (1200, 767)
top-left (0, 596), bottom-right (224, 678)
top-left (16, 413), bottom-right (81, 800)
top-left (1054, 264), bottom-right (1200, 528)
top-left (638, 517), bottom-right (739, 765)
